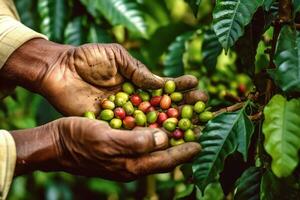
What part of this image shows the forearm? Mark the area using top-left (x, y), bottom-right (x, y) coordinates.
top-left (10, 125), bottom-right (62, 176)
top-left (0, 38), bottom-right (71, 93)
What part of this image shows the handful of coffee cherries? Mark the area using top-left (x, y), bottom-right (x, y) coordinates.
top-left (84, 80), bottom-right (214, 146)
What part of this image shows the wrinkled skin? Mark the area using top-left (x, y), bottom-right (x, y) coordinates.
top-left (1, 39), bottom-right (207, 116)
top-left (12, 117), bottom-right (201, 181)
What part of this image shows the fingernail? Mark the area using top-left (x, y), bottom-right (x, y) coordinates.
top-left (154, 130), bottom-right (167, 148)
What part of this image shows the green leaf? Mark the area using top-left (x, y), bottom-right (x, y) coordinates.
top-left (88, 24), bottom-right (113, 43)
top-left (202, 28), bottom-right (222, 72)
top-left (262, 95), bottom-right (300, 177)
top-left (184, 0), bottom-right (201, 17)
top-left (263, 0), bottom-right (274, 11)
top-left (234, 167), bottom-right (262, 200)
top-left (269, 25), bottom-right (300, 93)
top-left (38, 0), bottom-right (67, 42)
top-left (163, 31), bottom-right (193, 77)
top-left (64, 17), bottom-right (86, 46)
top-left (192, 105), bottom-right (254, 192)
top-left (213, 0), bottom-right (263, 52)
top-left (80, 0), bottom-right (147, 38)
top-left (294, 0), bottom-right (300, 14)
top-left (15, 0), bottom-right (38, 29)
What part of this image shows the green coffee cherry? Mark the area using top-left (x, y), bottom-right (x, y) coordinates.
top-left (194, 101), bottom-right (206, 113)
top-left (133, 110), bottom-right (143, 117)
top-left (181, 105), bottom-right (193, 119)
top-left (147, 111), bottom-right (158, 124)
top-left (152, 89), bottom-right (163, 97)
top-left (163, 119), bottom-right (177, 132)
top-left (84, 111), bottom-right (96, 119)
top-left (108, 95), bottom-right (115, 102)
top-left (170, 138), bottom-right (185, 146)
top-left (139, 91), bottom-right (150, 101)
top-left (170, 92), bottom-right (183, 102)
top-left (122, 82), bottom-right (135, 94)
top-left (100, 109), bottom-right (114, 121)
top-left (164, 80), bottom-right (176, 94)
top-left (116, 92), bottom-right (129, 101)
top-left (101, 100), bottom-right (115, 110)
top-left (199, 111), bottom-right (214, 122)
top-left (110, 118), bottom-right (122, 129)
top-left (178, 118), bottom-right (192, 130)
top-left (135, 112), bottom-right (147, 126)
top-left (115, 92), bottom-right (129, 107)
top-left (123, 102), bottom-right (134, 115)
top-left (184, 129), bottom-right (196, 142)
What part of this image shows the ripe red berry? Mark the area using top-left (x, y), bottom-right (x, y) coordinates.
top-left (157, 112), bottom-right (168, 124)
top-left (138, 101), bottom-right (151, 113)
top-left (150, 96), bottom-right (162, 107)
top-left (238, 84), bottom-right (247, 94)
top-left (166, 108), bottom-right (179, 118)
top-left (160, 95), bottom-right (171, 110)
top-left (130, 94), bottom-right (142, 106)
top-left (114, 107), bottom-right (126, 119)
top-left (172, 129), bottom-right (184, 139)
top-left (123, 116), bottom-right (135, 129)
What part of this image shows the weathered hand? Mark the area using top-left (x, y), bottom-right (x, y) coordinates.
top-left (0, 39), bottom-right (207, 116)
top-left (11, 117), bottom-right (201, 181)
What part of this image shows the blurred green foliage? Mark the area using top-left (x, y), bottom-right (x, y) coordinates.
top-left (1, 0), bottom-right (258, 199)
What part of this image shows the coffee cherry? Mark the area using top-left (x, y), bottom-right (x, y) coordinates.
top-left (184, 129), bottom-right (196, 142)
top-left (160, 95), bottom-right (171, 110)
top-left (133, 110), bottom-right (143, 117)
top-left (164, 80), bottom-right (176, 94)
top-left (135, 112), bottom-right (147, 126)
top-left (114, 107), bottom-right (126, 119)
top-left (115, 92), bottom-right (129, 107)
top-left (170, 138), bottom-right (185, 146)
top-left (101, 99), bottom-right (115, 110)
top-left (163, 118), bottom-right (177, 132)
top-left (166, 108), bottom-right (179, 118)
top-left (100, 109), bottom-right (114, 121)
top-left (150, 96), bottom-right (162, 107)
top-left (123, 101), bottom-right (134, 115)
top-left (152, 89), bottom-right (163, 97)
top-left (122, 82), bottom-right (135, 94)
top-left (108, 95), bottom-right (115, 102)
top-left (147, 111), bottom-right (158, 124)
top-left (170, 92), bottom-right (183, 102)
top-left (194, 101), bottom-right (205, 113)
top-left (138, 101), bottom-right (151, 113)
top-left (138, 91), bottom-right (150, 101)
top-left (130, 94), bottom-right (142, 106)
top-left (84, 111), bottom-right (96, 119)
top-left (147, 106), bottom-right (156, 113)
top-left (167, 117), bottom-right (179, 125)
top-left (157, 112), bottom-right (168, 124)
top-left (149, 123), bottom-right (159, 128)
top-left (172, 129), bottom-right (184, 139)
top-left (199, 111), bottom-right (214, 122)
top-left (123, 116), bottom-right (136, 129)
top-left (181, 105), bottom-right (193, 119)
top-left (178, 118), bottom-right (192, 130)
top-left (110, 118), bottom-right (122, 129)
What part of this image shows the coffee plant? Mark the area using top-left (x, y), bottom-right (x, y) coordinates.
top-left (2, 0), bottom-right (300, 199)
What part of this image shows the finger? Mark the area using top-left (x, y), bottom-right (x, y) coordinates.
top-left (183, 90), bottom-right (209, 104)
top-left (127, 142), bottom-right (201, 176)
top-left (114, 45), bottom-right (164, 89)
top-left (111, 128), bottom-right (169, 155)
top-left (164, 75), bottom-right (198, 91)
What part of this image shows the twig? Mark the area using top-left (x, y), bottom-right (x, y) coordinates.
top-left (213, 102), bottom-right (244, 116)
top-left (224, 92), bottom-right (242, 103)
top-left (249, 112), bottom-right (263, 121)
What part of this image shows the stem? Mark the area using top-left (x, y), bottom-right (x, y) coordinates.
top-left (146, 175), bottom-right (158, 200)
top-left (279, 0), bottom-right (293, 23)
top-left (213, 102), bottom-right (244, 116)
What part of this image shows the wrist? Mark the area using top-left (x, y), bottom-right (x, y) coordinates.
top-left (10, 124), bottom-right (63, 176)
top-left (0, 38), bottom-right (71, 94)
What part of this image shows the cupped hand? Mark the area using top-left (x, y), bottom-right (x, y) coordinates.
top-left (11, 117), bottom-right (201, 181)
top-left (1, 39), bottom-right (207, 116)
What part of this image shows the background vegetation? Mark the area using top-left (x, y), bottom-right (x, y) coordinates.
top-left (2, 0), bottom-right (300, 199)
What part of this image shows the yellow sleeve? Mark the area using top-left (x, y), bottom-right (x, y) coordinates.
top-left (0, 0), bottom-right (48, 99)
top-left (0, 130), bottom-right (16, 200)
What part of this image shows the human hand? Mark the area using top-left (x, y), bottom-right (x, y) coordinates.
top-left (11, 117), bottom-right (201, 181)
top-left (1, 39), bottom-right (207, 116)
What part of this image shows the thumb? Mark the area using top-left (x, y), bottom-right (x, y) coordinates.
top-left (111, 128), bottom-right (169, 155)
